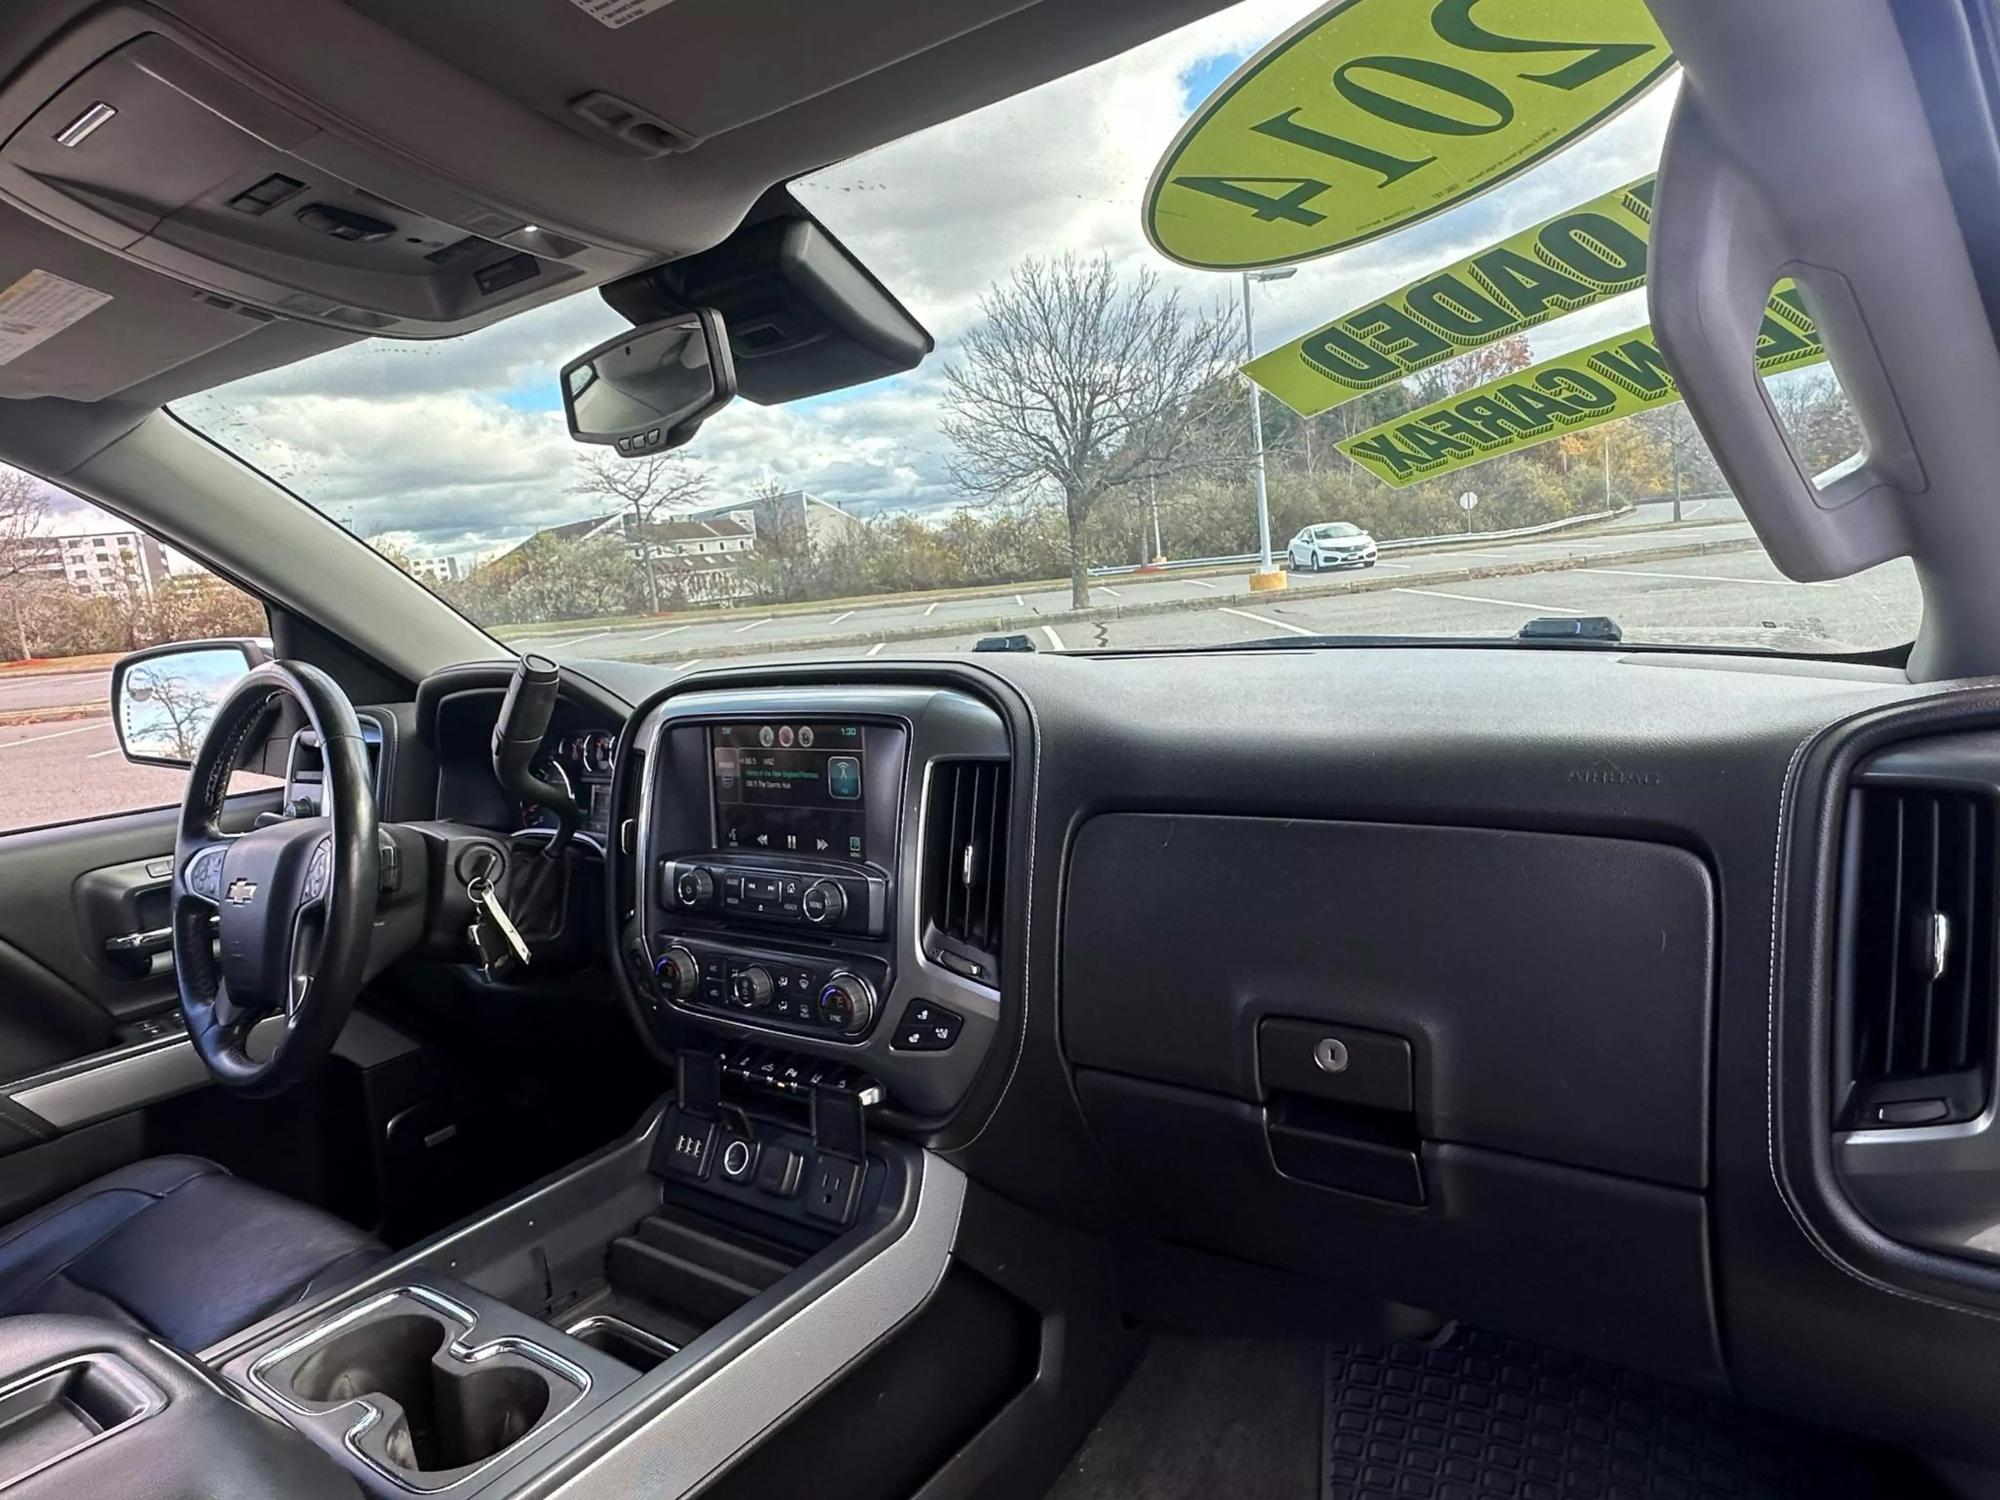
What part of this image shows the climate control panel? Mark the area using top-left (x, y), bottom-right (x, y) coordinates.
top-left (648, 932), bottom-right (888, 1042)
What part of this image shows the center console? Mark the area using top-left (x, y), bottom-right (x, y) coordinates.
top-left (621, 685), bottom-right (1014, 1119)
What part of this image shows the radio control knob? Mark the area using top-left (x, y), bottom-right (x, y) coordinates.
top-left (816, 973), bottom-right (877, 1037)
top-left (801, 879), bottom-right (847, 925)
top-left (732, 965), bottom-right (774, 1010)
top-left (654, 946), bottom-right (699, 1002)
top-left (674, 867), bottom-right (715, 908)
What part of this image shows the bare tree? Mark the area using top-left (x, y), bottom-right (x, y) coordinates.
top-left (0, 468), bottom-right (54, 660)
top-left (942, 254), bottom-right (1240, 608)
top-left (1632, 404), bottom-right (1715, 520)
top-left (570, 452), bottom-right (709, 613)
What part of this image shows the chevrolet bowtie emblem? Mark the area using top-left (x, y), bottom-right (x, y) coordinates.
top-left (224, 878), bottom-right (259, 906)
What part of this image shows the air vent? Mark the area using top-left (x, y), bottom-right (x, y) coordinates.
top-left (1839, 779), bottom-right (1997, 1128)
top-left (921, 760), bottom-right (1009, 985)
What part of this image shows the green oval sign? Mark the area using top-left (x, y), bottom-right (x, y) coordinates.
top-left (1144, 0), bottom-right (1676, 271)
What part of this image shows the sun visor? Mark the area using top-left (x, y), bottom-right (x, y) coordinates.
top-left (0, 16), bottom-right (647, 336)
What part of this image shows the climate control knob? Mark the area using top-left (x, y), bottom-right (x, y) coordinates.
top-left (731, 965), bottom-right (774, 1011)
top-left (653, 946), bottom-right (699, 1002)
top-left (816, 973), bottom-right (878, 1037)
top-left (673, 867), bottom-right (716, 908)
top-left (801, 879), bottom-right (847, 925)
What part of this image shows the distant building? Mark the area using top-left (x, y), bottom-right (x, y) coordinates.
top-left (409, 555), bottom-right (461, 585)
top-left (39, 529), bottom-right (171, 596)
top-left (682, 489), bottom-right (864, 548)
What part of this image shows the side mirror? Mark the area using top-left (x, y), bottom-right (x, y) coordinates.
top-left (111, 639), bottom-right (270, 769)
top-left (559, 309), bottom-right (736, 457)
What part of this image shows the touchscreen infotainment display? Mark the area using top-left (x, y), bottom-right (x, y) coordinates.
top-left (710, 722), bottom-right (867, 860)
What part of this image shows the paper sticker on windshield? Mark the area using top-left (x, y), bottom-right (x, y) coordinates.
top-left (564, 0), bottom-right (675, 28)
top-left (1145, 0), bottom-right (1675, 271)
top-left (1337, 284), bottom-right (1825, 488)
top-left (1247, 175), bottom-right (1655, 416)
top-left (0, 269), bottom-right (110, 366)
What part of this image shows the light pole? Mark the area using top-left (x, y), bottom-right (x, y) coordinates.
top-left (1242, 266), bottom-right (1296, 592)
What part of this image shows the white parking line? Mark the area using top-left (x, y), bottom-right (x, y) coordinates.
top-left (0, 722), bottom-right (107, 751)
top-left (1686, 501), bottom-right (1707, 517)
top-left (674, 659), bottom-right (706, 675)
top-left (1014, 595), bottom-right (1027, 608)
top-left (1040, 625), bottom-right (1066, 650)
top-left (830, 611), bottom-right (855, 626)
top-left (1097, 585), bottom-right (1123, 598)
top-left (1572, 567), bottom-right (1805, 588)
top-left (1373, 561), bottom-right (1412, 571)
top-left (557, 630), bottom-right (610, 647)
top-left (85, 744), bottom-right (126, 759)
top-left (866, 642), bottom-right (886, 657)
top-left (1187, 579), bottom-right (1219, 590)
top-left (1393, 587), bottom-right (1584, 615)
top-left (641, 623), bottom-right (691, 642)
top-left (924, 601), bottom-right (940, 617)
top-left (1219, 606), bottom-right (1316, 638)
top-left (733, 617), bottom-right (773, 634)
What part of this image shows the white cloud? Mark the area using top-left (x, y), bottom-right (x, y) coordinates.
top-left (173, 0), bottom-right (1679, 559)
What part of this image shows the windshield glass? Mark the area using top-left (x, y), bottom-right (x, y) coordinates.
top-left (174, 0), bottom-right (1919, 667)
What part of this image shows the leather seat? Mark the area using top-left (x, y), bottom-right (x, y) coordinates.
top-left (0, 1155), bottom-right (382, 1352)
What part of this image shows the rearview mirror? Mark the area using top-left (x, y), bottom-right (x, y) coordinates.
top-left (560, 309), bottom-right (736, 457)
top-left (111, 639), bottom-right (270, 769)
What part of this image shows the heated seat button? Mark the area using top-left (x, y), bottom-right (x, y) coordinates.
top-left (891, 1000), bottom-right (963, 1052)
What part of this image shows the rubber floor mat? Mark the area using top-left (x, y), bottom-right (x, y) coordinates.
top-left (1325, 1327), bottom-right (1942, 1500)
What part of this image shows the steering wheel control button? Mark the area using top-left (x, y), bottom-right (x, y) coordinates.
top-left (720, 1135), bottom-right (760, 1183)
top-left (891, 1000), bottom-right (964, 1052)
top-left (673, 866), bottom-right (716, 909)
top-left (305, 842), bottom-right (332, 903)
top-left (663, 1116), bottom-right (717, 1180)
top-left (801, 879), bottom-right (847, 925)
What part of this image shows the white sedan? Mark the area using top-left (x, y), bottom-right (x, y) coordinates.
top-left (1286, 523), bottom-right (1379, 572)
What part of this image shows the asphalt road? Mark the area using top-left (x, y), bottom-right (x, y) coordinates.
top-left (0, 668), bottom-right (111, 716)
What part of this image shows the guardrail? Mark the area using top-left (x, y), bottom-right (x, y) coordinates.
top-left (1088, 507), bottom-right (1622, 577)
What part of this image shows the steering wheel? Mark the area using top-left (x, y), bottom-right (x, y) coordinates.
top-left (171, 661), bottom-right (378, 1097)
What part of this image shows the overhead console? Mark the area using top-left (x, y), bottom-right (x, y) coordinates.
top-left (618, 684), bottom-right (1014, 1120)
top-left (0, 12), bottom-right (650, 335)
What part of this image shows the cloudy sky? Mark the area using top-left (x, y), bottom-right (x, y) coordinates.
top-left (60, 0), bottom-right (1678, 562)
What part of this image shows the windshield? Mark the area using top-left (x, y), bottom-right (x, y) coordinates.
top-left (174, 0), bottom-right (1920, 667)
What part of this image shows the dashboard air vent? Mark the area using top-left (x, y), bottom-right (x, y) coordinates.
top-left (921, 760), bottom-right (1009, 985)
top-left (1839, 779), bottom-right (1997, 1128)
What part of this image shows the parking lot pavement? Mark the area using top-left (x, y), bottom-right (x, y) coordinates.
top-left (509, 516), bottom-right (1764, 663)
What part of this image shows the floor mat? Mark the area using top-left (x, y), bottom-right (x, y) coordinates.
top-left (1325, 1328), bottom-right (1942, 1500)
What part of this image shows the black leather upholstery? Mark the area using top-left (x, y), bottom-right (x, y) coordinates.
top-left (0, 1155), bottom-right (382, 1352)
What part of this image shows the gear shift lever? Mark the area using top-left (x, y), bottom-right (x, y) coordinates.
top-left (491, 653), bottom-right (578, 854)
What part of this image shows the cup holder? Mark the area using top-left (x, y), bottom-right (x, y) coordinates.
top-left (291, 1314), bottom-right (446, 1409)
top-left (380, 1363), bottom-right (552, 1475)
top-left (254, 1289), bottom-right (587, 1487)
